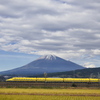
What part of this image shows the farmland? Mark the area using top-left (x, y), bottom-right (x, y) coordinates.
top-left (0, 95), bottom-right (100, 100)
top-left (0, 81), bottom-right (100, 88)
top-left (0, 77), bottom-right (100, 99)
top-left (0, 88), bottom-right (100, 100)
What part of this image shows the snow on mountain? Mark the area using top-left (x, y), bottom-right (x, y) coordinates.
top-left (38, 55), bottom-right (57, 60)
top-left (0, 55), bottom-right (85, 76)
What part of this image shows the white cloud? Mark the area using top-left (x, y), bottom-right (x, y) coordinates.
top-left (0, 0), bottom-right (100, 64)
top-left (92, 49), bottom-right (100, 55)
top-left (84, 62), bottom-right (96, 68)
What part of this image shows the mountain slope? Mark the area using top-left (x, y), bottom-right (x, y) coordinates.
top-left (0, 55), bottom-right (85, 76)
top-left (46, 67), bottom-right (100, 78)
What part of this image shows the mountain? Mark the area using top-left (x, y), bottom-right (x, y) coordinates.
top-left (46, 67), bottom-right (100, 78)
top-left (0, 55), bottom-right (85, 76)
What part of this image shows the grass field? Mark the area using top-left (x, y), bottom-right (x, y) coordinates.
top-left (0, 95), bottom-right (100, 100)
top-left (0, 88), bottom-right (100, 100)
top-left (0, 88), bottom-right (100, 95)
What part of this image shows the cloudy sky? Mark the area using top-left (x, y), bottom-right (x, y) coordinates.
top-left (0, 0), bottom-right (100, 71)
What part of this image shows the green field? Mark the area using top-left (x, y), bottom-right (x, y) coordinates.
top-left (0, 88), bottom-right (100, 100)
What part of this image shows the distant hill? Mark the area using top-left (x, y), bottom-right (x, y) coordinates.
top-left (45, 67), bottom-right (100, 78)
top-left (0, 55), bottom-right (84, 76)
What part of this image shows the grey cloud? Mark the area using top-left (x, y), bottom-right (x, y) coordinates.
top-left (0, 0), bottom-right (100, 59)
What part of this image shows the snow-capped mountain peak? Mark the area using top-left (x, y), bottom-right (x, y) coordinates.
top-left (38, 55), bottom-right (57, 60)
